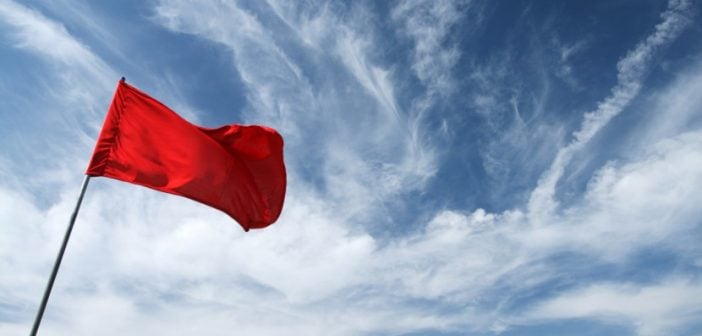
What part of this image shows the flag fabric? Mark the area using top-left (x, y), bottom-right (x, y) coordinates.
top-left (86, 79), bottom-right (286, 231)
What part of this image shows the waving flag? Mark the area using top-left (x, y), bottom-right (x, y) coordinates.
top-left (86, 79), bottom-right (286, 231)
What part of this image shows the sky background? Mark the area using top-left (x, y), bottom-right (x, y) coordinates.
top-left (1, 0), bottom-right (702, 335)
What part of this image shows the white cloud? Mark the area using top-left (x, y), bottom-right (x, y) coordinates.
top-left (0, 0), bottom-right (111, 81)
top-left (554, 38), bottom-right (589, 89)
top-left (528, 0), bottom-right (694, 221)
top-left (392, 0), bottom-right (468, 97)
top-left (335, 31), bottom-right (401, 121)
top-left (366, 127), bottom-right (702, 334)
top-left (0, 0), bottom-right (117, 129)
top-left (1, 0), bottom-right (701, 335)
top-left (637, 57), bottom-right (702, 143)
top-left (391, 0), bottom-right (470, 181)
top-left (0, 0), bottom-right (117, 195)
top-left (524, 279), bottom-right (702, 336)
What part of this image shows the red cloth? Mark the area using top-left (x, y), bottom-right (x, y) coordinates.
top-left (86, 79), bottom-right (286, 231)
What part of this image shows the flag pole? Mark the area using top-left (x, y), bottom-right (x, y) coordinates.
top-left (30, 175), bottom-right (91, 336)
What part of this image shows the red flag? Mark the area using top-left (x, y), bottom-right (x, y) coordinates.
top-left (86, 79), bottom-right (286, 231)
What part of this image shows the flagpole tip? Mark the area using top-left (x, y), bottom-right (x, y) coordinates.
top-left (120, 77), bottom-right (126, 83)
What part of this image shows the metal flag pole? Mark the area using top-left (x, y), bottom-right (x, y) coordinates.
top-left (30, 175), bottom-right (91, 336)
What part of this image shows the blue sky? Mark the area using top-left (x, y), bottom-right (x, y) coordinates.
top-left (1, 0), bottom-right (701, 335)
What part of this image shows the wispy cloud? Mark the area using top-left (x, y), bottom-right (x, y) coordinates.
top-left (524, 279), bottom-right (702, 336)
top-left (553, 38), bottom-right (589, 89)
top-left (153, 0), bottom-right (437, 221)
top-left (369, 123), bottom-right (702, 333)
top-left (0, 0), bottom-right (112, 82)
top-left (528, 0), bottom-right (693, 220)
top-left (0, 0), bottom-right (116, 193)
top-left (1, 0), bottom-right (701, 335)
top-left (392, 0), bottom-right (469, 97)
